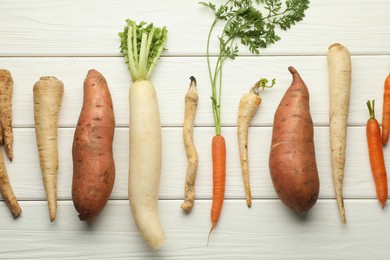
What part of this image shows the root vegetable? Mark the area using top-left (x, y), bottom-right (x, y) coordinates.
top-left (381, 74), bottom-right (390, 145)
top-left (366, 100), bottom-right (388, 208)
top-left (0, 150), bottom-right (21, 218)
top-left (208, 135), bottom-right (226, 245)
top-left (33, 76), bottom-right (64, 222)
top-left (237, 79), bottom-right (274, 207)
top-left (269, 66), bottom-right (320, 213)
top-left (119, 19), bottom-right (168, 250)
top-left (0, 69), bottom-right (14, 161)
top-left (202, 0), bottom-right (309, 242)
top-left (327, 43), bottom-right (352, 224)
top-left (181, 76), bottom-right (199, 213)
top-left (72, 69), bottom-right (115, 221)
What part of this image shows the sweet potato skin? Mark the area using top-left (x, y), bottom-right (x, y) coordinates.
top-left (269, 66), bottom-right (320, 213)
top-left (72, 69), bottom-right (115, 221)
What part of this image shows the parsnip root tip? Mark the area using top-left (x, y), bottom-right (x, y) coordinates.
top-left (328, 43), bottom-right (343, 50)
top-left (9, 203), bottom-right (22, 219)
top-left (247, 199), bottom-right (252, 208)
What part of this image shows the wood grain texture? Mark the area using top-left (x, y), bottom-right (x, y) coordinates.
top-left (1, 56), bottom-right (390, 128)
top-left (0, 1), bottom-right (389, 259)
top-left (0, 200), bottom-right (389, 259)
top-left (0, 0), bottom-right (389, 56)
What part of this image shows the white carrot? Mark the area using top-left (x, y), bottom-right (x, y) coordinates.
top-left (181, 76), bottom-right (199, 212)
top-left (119, 19), bottom-right (168, 250)
top-left (237, 79), bottom-right (274, 207)
top-left (33, 76), bottom-right (64, 222)
top-left (327, 43), bottom-right (352, 224)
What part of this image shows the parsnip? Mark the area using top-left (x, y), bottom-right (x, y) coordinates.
top-left (237, 86), bottom-right (261, 208)
top-left (327, 43), bottom-right (352, 224)
top-left (33, 76), bottom-right (64, 222)
top-left (237, 79), bottom-right (274, 207)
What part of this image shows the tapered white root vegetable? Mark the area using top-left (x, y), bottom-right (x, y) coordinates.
top-left (0, 69), bottom-right (14, 161)
top-left (181, 76), bottom-right (199, 212)
top-left (238, 84), bottom-right (261, 208)
top-left (119, 19), bottom-right (168, 250)
top-left (327, 43), bottom-right (352, 224)
top-left (0, 150), bottom-right (21, 218)
top-left (129, 80), bottom-right (165, 249)
top-left (237, 79), bottom-right (274, 207)
top-left (33, 76), bottom-right (64, 222)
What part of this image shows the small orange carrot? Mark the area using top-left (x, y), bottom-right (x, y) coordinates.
top-left (381, 74), bottom-right (390, 145)
top-left (208, 135), bottom-right (226, 245)
top-left (366, 100), bottom-right (388, 208)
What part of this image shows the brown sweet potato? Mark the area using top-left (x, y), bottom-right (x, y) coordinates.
top-left (72, 69), bottom-right (115, 221)
top-left (269, 66), bottom-right (320, 213)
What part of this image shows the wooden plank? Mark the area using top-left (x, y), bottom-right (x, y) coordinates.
top-left (0, 199), bottom-right (388, 259)
top-left (1, 0), bottom-right (389, 56)
top-left (3, 126), bottom-right (384, 201)
top-left (1, 55), bottom-right (390, 128)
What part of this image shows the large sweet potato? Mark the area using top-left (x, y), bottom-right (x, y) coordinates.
top-left (72, 69), bottom-right (115, 221)
top-left (269, 66), bottom-right (320, 213)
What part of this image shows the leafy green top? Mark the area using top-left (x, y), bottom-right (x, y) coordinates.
top-left (118, 19), bottom-right (168, 81)
top-left (200, 0), bottom-right (309, 135)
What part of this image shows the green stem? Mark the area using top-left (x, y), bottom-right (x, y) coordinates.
top-left (250, 78), bottom-right (276, 94)
top-left (127, 28), bottom-right (138, 80)
top-left (206, 19), bottom-right (218, 87)
top-left (211, 33), bottom-right (234, 135)
top-left (132, 25), bottom-right (139, 68)
top-left (206, 0), bottom-right (235, 136)
top-left (367, 99), bottom-right (376, 120)
top-left (119, 20), bottom-right (168, 82)
top-left (138, 33), bottom-right (148, 80)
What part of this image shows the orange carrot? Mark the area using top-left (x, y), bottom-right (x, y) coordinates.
top-left (208, 135), bottom-right (226, 245)
top-left (366, 100), bottom-right (388, 208)
top-left (381, 74), bottom-right (390, 145)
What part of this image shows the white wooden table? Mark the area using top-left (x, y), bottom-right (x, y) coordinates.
top-left (1, 1), bottom-right (390, 259)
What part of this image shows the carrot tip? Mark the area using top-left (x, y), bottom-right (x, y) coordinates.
top-left (207, 224), bottom-right (216, 247)
top-left (381, 202), bottom-right (386, 209)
